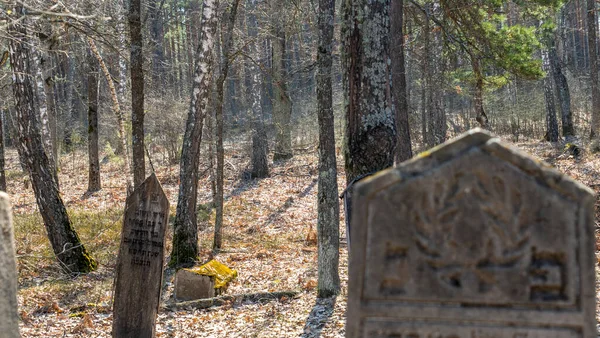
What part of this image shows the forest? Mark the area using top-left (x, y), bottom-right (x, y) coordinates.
top-left (1, 0), bottom-right (600, 336)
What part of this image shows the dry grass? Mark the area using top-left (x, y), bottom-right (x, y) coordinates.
top-left (8, 134), bottom-right (600, 337)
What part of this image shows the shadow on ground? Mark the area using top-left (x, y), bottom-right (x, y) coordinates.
top-left (302, 296), bottom-right (337, 338)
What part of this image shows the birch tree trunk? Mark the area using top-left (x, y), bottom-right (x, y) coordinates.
top-left (170, 0), bottom-right (219, 267)
top-left (33, 28), bottom-right (58, 182)
top-left (316, 0), bottom-right (340, 299)
top-left (8, 6), bottom-right (97, 273)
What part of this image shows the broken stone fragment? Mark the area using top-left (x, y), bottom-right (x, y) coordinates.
top-left (175, 260), bottom-right (237, 301)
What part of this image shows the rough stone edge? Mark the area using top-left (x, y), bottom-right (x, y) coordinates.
top-left (0, 192), bottom-right (20, 338)
top-left (124, 173), bottom-right (168, 209)
top-left (354, 128), bottom-right (595, 203)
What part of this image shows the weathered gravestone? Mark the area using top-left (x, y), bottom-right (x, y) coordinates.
top-left (0, 192), bottom-right (20, 338)
top-left (113, 174), bottom-right (169, 338)
top-left (346, 129), bottom-right (597, 338)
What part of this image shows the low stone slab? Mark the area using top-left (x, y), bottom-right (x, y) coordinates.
top-left (346, 129), bottom-right (597, 337)
top-left (174, 260), bottom-right (237, 301)
top-left (175, 270), bottom-right (215, 301)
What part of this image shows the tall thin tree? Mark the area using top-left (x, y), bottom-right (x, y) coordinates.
top-left (87, 48), bottom-right (101, 192)
top-left (8, 5), bottom-right (97, 273)
top-left (316, 0), bottom-right (340, 298)
top-left (170, 0), bottom-right (219, 267)
top-left (130, 0), bottom-right (146, 186)
top-left (391, 0), bottom-right (412, 163)
top-left (214, 0), bottom-right (241, 251)
top-left (587, 0), bottom-right (600, 137)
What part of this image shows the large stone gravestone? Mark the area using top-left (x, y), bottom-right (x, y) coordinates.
top-left (113, 174), bottom-right (169, 337)
top-left (0, 192), bottom-right (20, 338)
top-left (346, 129), bottom-right (597, 338)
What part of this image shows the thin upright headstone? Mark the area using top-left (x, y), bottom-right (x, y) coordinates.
top-left (347, 129), bottom-right (597, 337)
top-left (0, 192), bottom-right (20, 338)
top-left (113, 174), bottom-right (169, 338)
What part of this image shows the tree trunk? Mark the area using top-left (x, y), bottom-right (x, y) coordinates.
top-left (170, 0), bottom-right (218, 267)
top-left (130, 0), bottom-right (146, 187)
top-left (272, 1), bottom-right (293, 162)
top-left (118, 0), bottom-right (127, 104)
top-left (0, 110), bottom-right (6, 192)
top-left (88, 38), bottom-right (133, 190)
top-left (341, 0), bottom-right (396, 185)
top-left (542, 49), bottom-right (560, 142)
top-left (391, 0), bottom-right (412, 164)
top-left (148, 0), bottom-right (166, 91)
top-left (247, 0), bottom-right (269, 179)
top-left (587, 0), bottom-right (600, 137)
top-left (34, 28), bottom-right (58, 182)
top-left (316, 0), bottom-right (340, 299)
top-left (549, 42), bottom-right (574, 139)
top-left (87, 48), bottom-right (101, 192)
top-left (213, 0), bottom-right (240, 252)
top-left (471, 56), bottom-right (488, 128)
top-left (8, 6), bottom-right (97, 273)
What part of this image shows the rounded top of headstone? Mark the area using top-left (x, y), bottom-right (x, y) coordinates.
top-left (355, 128), bottom-right (594, 203)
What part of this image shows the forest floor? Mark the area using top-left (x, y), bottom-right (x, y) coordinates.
top-left (7, 134), bottom-right (600, 337)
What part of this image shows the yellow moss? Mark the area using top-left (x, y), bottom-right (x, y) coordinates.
top-left (184, 260), bottom-right (237, 290)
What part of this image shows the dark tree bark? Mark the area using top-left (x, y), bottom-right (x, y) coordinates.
top-left (0, 110), bottom-right (6, 192)
top-left (391, 0), bottom-right (412, 164)
top-left (549, 45), bottom-right (574, 139)
top-left (170, 0), bottom-right (218, 267)
top-left (148, 0), bottom-right (166, 90)
top-left (316, 0), bottom-right (340, 299)
top-left (542, 49), bottom-right (560, 142)
top-left (587, 0), bottom-right (600, 137)
top-left (214, 0), bottom-right (241, 252)
top-left (247, 0), bottom-right (269, 179)
top-left (87, 49), bottom-right (101, 192)
top-left (272, 1), bottom-right (293, 162)
top-left (130, 0), bottom-right (146, 187)
top-left (8, 6), bottom-right (97, 273)
top-left (471, 56), bottom-right (488, 128)
top-left (88, 38), bottom-right (132, 189)
top-left (341, 0), bottom-right (396, 185)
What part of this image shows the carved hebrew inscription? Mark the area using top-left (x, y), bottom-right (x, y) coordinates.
top-left (122, 209), bottom-right (166, 268)
top-left (363, 152), bottom-right (577, 307)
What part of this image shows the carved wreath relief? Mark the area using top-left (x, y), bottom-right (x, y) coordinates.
top-left (375, 169), bottom-right (569, 304)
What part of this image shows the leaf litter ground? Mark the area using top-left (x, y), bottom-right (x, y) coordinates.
top-left (7, 136), bottom-right (600, 337)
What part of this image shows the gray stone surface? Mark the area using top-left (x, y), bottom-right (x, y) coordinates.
top-left (175, 269), bottom-right (215, 301)
top-left (113, 174), bottom-right (169, 338)
top-left (0, 192), bottom-right (20, 338)
top-left (346, 129), bottom-right (597, 338)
